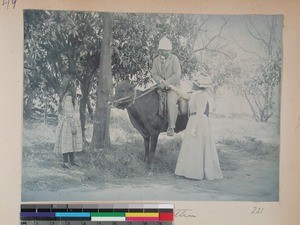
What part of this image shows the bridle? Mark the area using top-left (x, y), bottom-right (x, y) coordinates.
top-left (110, 85), bottom-right (158, 109)
top-left (109, 89), bottom-right (136, 109)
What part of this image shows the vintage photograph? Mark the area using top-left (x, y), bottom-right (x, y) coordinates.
top-left (22, 10), bottom-right (282, 201)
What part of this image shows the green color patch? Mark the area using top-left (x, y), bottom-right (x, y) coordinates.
top-left (90, 212), bottom-right (125, 217)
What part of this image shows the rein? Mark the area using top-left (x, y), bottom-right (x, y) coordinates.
top-left (112, 85), bottom-right (158, 108)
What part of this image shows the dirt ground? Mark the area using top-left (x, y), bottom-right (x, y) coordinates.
top-left (22, 110), bottom-right (279, 202)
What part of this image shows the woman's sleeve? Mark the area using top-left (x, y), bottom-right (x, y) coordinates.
top-left (63, 97), bottom-right (74, 118)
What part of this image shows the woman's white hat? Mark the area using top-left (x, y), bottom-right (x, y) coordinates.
top-left (192, 73), bottom-right (213, 88)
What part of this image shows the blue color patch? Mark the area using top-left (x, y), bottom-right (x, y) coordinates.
top-left (55, 212), bottom-right (91, 217)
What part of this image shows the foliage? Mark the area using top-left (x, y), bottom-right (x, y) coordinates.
top-left (24, 11), bottom-right (232, 117)
top-left (111, 13), bottom-right (215, 85)
top-left (24, 11), bottom-right (282, 125)
top-left (243, 51), bottom-right (281, 122)
top-left (24, 10), bottom-right (102, 125)
top-left (240, 16), bottom-right (282, 122)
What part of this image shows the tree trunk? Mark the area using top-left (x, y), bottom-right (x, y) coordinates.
top-left (87, 97), bottom-right (94, 120)
top-left (80, 94), bottom-right (88, 143)
top-left (244, 91), bottom-right (259, 121)
top-left (43, 90), bottom-right (48, 124)
top-left (91, 13), bottom-right (113, 149)
top-left (24, 92), bottom-right (34, 119)
top-left (44, 101), bottom-right (48, 124)
top-left (79, 80), bottom-right (91, 143)
top-left (265, 85), bottom-right (273, 122)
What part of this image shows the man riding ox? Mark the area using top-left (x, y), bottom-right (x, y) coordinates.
top-left (152, 36), bottom-right (185, 136)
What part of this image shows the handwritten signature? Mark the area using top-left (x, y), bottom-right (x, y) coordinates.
top-left (2, 0), bottom-right (17, 9)
top-left (175, 209), bottom-right (196, 218)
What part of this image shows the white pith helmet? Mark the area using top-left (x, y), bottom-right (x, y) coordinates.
top-left (158, 37), bottom-right (172, 50)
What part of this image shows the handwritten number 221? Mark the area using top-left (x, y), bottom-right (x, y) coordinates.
top-left (2, 0), bottom-right (17, 9)
top-left (251, 207), bottom-right (264, 214)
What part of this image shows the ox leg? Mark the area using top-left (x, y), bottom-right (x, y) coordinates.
top-left (143, 136), bottom-right (150, 162)
top-left (148, 133), bottom-right (159, 171)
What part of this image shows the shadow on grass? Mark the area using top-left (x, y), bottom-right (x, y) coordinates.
top-left (219, 136), bottom-right (279, 159)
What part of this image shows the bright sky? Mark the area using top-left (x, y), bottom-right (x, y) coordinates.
top-left (176, 14), bottom-right (283, 64)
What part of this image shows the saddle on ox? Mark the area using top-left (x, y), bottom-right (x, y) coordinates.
top-left (156, 86), bottom-right (209, 118)
top-left (156, 88), bottom-right (188, 117)
top-left (133, 83), bottom-right (209, 133)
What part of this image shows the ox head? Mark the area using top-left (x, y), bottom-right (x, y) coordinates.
top-left (109, 81), bottom-right (136, 109)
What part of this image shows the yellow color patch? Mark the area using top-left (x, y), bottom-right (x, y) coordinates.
top-left (125, 213), bottom-right (159, 217)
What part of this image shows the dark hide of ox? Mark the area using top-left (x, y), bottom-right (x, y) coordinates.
top-left (110, 81), bottom-right (189, 170)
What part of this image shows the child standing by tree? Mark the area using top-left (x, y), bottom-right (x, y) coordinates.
top-left (54, 81), bottom-right (83, 169)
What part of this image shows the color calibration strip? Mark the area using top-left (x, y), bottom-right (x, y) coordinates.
top-left (20, 204), bottom-right (173, 224)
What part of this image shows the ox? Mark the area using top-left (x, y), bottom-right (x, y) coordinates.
top-left (109, 81), bottom-right (189, 170)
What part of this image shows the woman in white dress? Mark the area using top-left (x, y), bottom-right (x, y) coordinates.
top-left (174, 74), bottom-right (223, 180)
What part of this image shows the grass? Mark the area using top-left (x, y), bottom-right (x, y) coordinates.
top-left (22, 109), bottom-right (279, 192)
